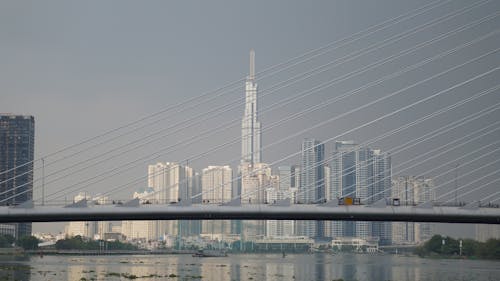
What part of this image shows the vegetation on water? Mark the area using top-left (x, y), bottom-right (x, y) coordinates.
top-left (0, 234), bottom-right (39, 250)
top-left (102, 272), bottom-right (200, 279)
top-left (55, 235), bottom-right (138, 251)
top-left (415, 234), bottom-right (500, 259)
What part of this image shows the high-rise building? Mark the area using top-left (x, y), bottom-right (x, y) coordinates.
top-left (201, 166), bottom-right (232, 204)
top-left (299, 139), bottom-right (325, 204)
top-left (297, 139), bottom-right (325, 239)
top-left (237, 50), bottom-right (266, 241)
top-left (147, 162), bottom-right (194, 239)
top-left (93, 194), bottom-right (112, 239)
top-left (241, 49), bottom-right (261, 165)
top-left (148, 162), bottom-right (193, 204)
top-left (414, 177), bottom-right (435, 243)
top-left (475, 224), bottom-right (500, 242)
top-left (0, 114), bottom-right (35, 238)
top-left (65, 193), bottom-right (96, 239)
top-left (121, 187), bottom-right (156, 241)
top-left (265, 166), bottom-right (297, 237)
top-left (201, 166), bottom-right (232, 240)
top-left (391, 176), bottom-right (435, 244)
top-left (65, 193), bottom-right (113, 240)
top-left (370, 150), bottom-right (392, 245)
top-left (328, 141), bottom-right (392, 244)
top-left (191, 172), bottom-right (202, 204)
top-left (240, 162), bottom-right (271, 205)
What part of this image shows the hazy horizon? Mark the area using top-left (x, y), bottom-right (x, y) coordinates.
top-left (1, 0), bottom-right (499, 237)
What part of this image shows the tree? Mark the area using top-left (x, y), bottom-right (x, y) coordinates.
top-left (424, 235), bottom-right (443, 253)
top-left (0, 234), bottom-right (15, 248)
top-left (461, 239), bottom-right (479, 256)
top-left (17, 236), bottom-right (39, 250)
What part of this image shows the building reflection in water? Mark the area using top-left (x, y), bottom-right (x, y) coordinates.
top-left (0, 255), bottom-right (31, 281)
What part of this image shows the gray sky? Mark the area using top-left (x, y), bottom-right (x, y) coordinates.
top-left (1, 0), bottom-right (499, 236)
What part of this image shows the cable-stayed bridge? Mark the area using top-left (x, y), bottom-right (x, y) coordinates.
top-left (1, 0), bottom-right (499, 228)
top-left (0, 200), bottom-right (499, 224)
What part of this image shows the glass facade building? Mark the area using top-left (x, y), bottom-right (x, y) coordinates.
top-left (0, 114), bottom-right (35, 238)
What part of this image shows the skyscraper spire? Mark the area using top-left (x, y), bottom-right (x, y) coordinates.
top-left (241, 49), bottom-right (261, 164)
top-left (249, 49), bottom-right (255, 80)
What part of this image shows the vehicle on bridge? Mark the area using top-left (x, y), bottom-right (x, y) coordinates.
top-left (338, 197), bottom-right (401, 206)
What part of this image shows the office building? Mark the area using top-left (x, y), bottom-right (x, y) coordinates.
top-left (297, 139), bottom-right (325, 239)
top-left (328, 141), bottom-right (392, 244)
top-left (0, 114), bottom-right (35, 238)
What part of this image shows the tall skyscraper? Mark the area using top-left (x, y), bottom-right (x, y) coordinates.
top-left (241, 49), bottom-right (261, 164)
top-left (299, 139), bottom-right (325, 204)
top-left (238, 50), bottom-right (267, 241)
top-left (297, 139), bottom-right (325, 239)
top-left (0, 114), bottom-right (35, 238)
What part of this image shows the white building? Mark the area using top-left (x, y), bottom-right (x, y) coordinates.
top-left (240, 162), bottom-right (271, 204)
top-left (147, 162), bottom-right (194, 239)
top-left (121, 187), bottom-right (156, 241)
top-left (241, 49), bottom-right (261, 165)
top-left (148, 162), bottom-right (193, 204)
top-left (200, 166), bottom-right (233, 240)
top-left (475, 224), bottom-right (500, 242)
top-left (392, 176), bottom-right (435, 244)
top-left (265, 166), bottom-right (298, 238)
top-left (65, 193), bottom-right (96, 238)
top-left (93, 194), bottom-right (112, 239)
top-left (201, 166), bottom-right (232, 204)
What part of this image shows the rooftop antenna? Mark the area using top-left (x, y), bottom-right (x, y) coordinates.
top-left (249, 49), bottom-right (255, 80)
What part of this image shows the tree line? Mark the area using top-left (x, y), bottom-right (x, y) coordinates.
top-left (415, 234), bottom-right (500, 259)
top-left (55, 236), bottom-right (138, 250)
top-left (0, 234), bottom-right (39, 250)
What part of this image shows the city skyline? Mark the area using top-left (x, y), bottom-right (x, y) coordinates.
top-left (0, 0), bottom-right (499, 239)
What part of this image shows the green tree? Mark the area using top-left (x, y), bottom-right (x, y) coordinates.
top-left (424, 234), bottom-right (443, 253)
top-left (461, 239), bottom-right (478, 256)
top-left (17, 236), bottom-right (39, 250)
top-left (0, 234), bottom-right (15, 248)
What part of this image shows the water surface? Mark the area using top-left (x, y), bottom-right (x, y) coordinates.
top-left (1, 253), bottom-right (499, 281)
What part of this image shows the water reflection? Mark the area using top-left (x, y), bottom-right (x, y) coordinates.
top-left (0, 255), bottom-right (31, 281)
top-left (1, 253), bottom-right (500, 281)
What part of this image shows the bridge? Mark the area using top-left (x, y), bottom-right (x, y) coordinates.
top-left (1, 1), bottom-right (500, 233)
top-left (0, 200), bottom-right (498, 224)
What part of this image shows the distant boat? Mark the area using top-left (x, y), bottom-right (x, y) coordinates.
top-left (192, 250), bottom-right (228, 257)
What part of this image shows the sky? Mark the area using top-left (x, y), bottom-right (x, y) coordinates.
top-left (1, 0), bottom-right (499, 236)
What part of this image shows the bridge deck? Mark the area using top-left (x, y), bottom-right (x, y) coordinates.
top-left (0, 204), bottom-right (499, 224)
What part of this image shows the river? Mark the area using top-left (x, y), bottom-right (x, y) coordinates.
top-left (1, 253), bottom-right (499, 281)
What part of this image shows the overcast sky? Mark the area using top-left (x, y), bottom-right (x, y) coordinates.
top-left (1, 1), bottom-right (499, 236)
